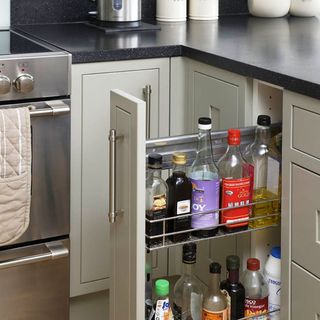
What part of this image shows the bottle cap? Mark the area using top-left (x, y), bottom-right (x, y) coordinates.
top-left (228, 129), bottom-right (240, 145)
top-left (226, 255), bottom-right (240, 270)
top-left (271, 246), bottom-right (281, 259)
top-left (155, 279), bottom-right (169, 297)
top-left (182, 243), bottom-right (197, 264)
top-left (257, 115), bottom-right (271, 126)
top-left (148, 153), bottom-right (163, 169)
top-left (198, 117), bottom-right (212, 130)
top-left (247, 258), bottom-right (260, 271)
top-left (210, 262), bottom-right (221, 274)
top-left (173, 152), bottom-right (187, 165)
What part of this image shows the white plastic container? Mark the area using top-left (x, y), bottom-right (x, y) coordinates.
top-left (264, 247), bottom-right (281, 319)
top-left (189, 0), bottom-right (219, 20)
top-left (0, 0), bottom-right (10, 30)
top-left (156, 0), bottom-right (187, 22)
top-left (290, 0), bottom-right (320, 17)
top-left (248, 0), bottom-right (290, 17)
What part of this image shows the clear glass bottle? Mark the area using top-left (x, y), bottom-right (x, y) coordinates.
top-left (243, 115), bottom-right (281, 228)
top-left (173, 243), bottom-right (203, 320)
top-left (202, 262), bottom-right (228, 320)
top-left (189, 117), bottom-right (220, 238)
top-left (220, 255), bottom-right (245, 320)
top-left (166, 153), bottom-right (192, 242)
top-left (149, 279), bottom-right (173, 320)
top-left (146, 154), bottom-right (168, 247)
top-left (243, 258), bottom-right (269, 319)
top-left (217, 129), bottom-right (250, 233)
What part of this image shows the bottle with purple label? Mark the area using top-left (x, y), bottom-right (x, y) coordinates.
top-left (189, 117), bottom-right (220, 238)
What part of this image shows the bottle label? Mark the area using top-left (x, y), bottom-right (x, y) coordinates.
top-left (190, 178), bottom-right (220, 229)
top-left (202, 308), bottom-right (228, 320)
top-left (221, 177), bottom-right (250, 228)
top-left (176, 199), bottom-right (191, 215)
top-left (266, 276), bottom-right (281, 312)
top-left (244, 297), bottom-right (269, 318)
top-left (154, 298), bottom-right (173, 320)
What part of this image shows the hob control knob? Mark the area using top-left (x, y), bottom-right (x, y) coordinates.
top-left (0, 75), bottom-right (11, 95)
top-left (14, 74), bottom-right (34, 94)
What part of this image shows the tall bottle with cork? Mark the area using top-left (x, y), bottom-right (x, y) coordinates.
top-left (189, 117), bottom-right (220, 238)
top-left (217, 129), bottom-right (251, 233)
top-left (202, 262), bottom-right (229, 320)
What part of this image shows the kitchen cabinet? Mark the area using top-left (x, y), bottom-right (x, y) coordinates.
top-left (109, 89), bottom-right (282, 320)
top-left (70, 58), bottom-right (170, 297)
top-left (282, 90), bottom-right (320, 320)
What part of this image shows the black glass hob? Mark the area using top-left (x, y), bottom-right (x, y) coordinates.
top-left (0, 31), bottom-right (51, 56)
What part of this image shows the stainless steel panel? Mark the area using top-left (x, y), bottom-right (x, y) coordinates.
top-left (0, 52), bottom-right (71, 102)
top-left (0, 100), bottom-right (70, 245)
top-left (0, 239), bottom-right (69, 320)
top-left (97, 0), bottom-right (141, 22)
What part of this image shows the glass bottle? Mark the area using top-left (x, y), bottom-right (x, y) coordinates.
top-left (243, 258), bottom-right (269, 319)
top-left (203, 262), bottom-right (229, 320)
top-left (243, 115), bottom-right (281, 228)
top-left (189, 117), bottom-right (220, 238)
top-left (217, 129), bottom-right (250, 233)
top-left (146, 153), bottom-right (168, 247)
top-left (166, 153), bottom-right (192, 242)
top-left (149, 279), bottom-right (173, 320)
top-left (220, 255), bottom-right (245, 320)
top-left (173, 243), bottom-right (203, 320)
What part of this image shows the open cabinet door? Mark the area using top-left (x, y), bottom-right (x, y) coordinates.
top-left (109, 89), bottom-right (146, 320)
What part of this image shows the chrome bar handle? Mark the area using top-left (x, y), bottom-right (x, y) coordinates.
top-left (108, 129), bottom-right (117, 223)
top-left (28, 101), bottom-right (70, 117)
top-left (143, 85), bottom-right (152, 139)
top-left (0, 241), bottom-right (68, 270)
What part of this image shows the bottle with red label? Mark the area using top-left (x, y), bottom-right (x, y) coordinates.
top-left (217, 129), bottom-right (251, 233)
top-left (243, 258), bottom-right (269, 319)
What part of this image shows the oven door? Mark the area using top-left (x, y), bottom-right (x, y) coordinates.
top-left (0, 99), bottom-right (70, 245)
top-left (0, 239), bottom-right (69, 320)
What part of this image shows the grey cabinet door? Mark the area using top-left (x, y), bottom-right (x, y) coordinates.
top-left (292, 262), bottom-right (320, 319)
top-left (292, 164), bottom-right (320, 279)
top-left (109, 89), bottom-right (145, 320)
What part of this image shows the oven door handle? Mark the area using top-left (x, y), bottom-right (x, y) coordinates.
top-left (0, 241), bottom-right (69, 270)
top-left (28, 101), bottom-right (70, 117)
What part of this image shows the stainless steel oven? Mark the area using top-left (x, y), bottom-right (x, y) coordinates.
top-left (0, 30), bottom-right (71, 320)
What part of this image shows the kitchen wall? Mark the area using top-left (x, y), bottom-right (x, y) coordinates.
top-left (11, 0), bottom-right (248, 26)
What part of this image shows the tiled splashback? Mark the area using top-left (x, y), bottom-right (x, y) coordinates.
top-left (11, 0), bottom-right (248, 26)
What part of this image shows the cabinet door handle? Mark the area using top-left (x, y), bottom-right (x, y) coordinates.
top-left (108, 129), bottom-right (117, 223)
top-left (143, 85), bottom-right (152, 139)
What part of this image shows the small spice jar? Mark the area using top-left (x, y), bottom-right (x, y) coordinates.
top-left (189, 0), bottom-right (219, 20)
top-left (156, 0), bottom-right (187, 22)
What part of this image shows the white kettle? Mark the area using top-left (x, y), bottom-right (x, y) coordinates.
top-left (290, 0), bottom-right (320, 17)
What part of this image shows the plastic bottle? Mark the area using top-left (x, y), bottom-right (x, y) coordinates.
top-left (149, 279), bottom-right (173, 320)
top-left (265, 247), bottom-right (281, 319)
top-left (243, 258), bottom-right (269, 319)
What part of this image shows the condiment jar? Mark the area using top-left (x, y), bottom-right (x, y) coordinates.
top-left (156, 0), bottom-right (187, 22)
top-left (248, 0), bottom-right (290, 17)
top-left (189, 0), bottom-right (219, 20)
top-left (290, 0), bottom-right (320, 17)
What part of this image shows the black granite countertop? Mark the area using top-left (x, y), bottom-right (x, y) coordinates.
top-left (16, 16), bottom-right (320, 99)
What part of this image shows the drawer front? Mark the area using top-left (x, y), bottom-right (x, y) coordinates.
top-left (292, 164), bottom-right (320, 278)
top-left (293, 106), bottom-right (320, 160)
top-left (292, 262), bottom-right (320, 319)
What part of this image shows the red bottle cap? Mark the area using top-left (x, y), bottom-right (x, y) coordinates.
top-left (247, 258), bottom-right (260, 271)
top-left (228, 129), bottom-right (241, 145)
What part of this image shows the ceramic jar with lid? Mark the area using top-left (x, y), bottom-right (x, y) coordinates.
top-left (156, 0), bottom-right (187, 22)
top-left (189, 0), bottom-right (219, 20)
top-left (248, 0), bottom-right (290, 17)
top-left (0, 0), bottom-right (10, 30)
top-left (290, 0), bottom-right (320, 17)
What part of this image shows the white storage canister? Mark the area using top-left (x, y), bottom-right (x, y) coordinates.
top-left (264, 246), bottom-right (281, 319)
top-left (290, 0), bottom-right (320, 17)
top-left (156, 0), bottom-right (187, 22)
top-left (189, 0), bottom-right (219, 20)
top-left (248, 0), bottom-right (290, 17)
top-left (0, 0), bottom-right (10, 30)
